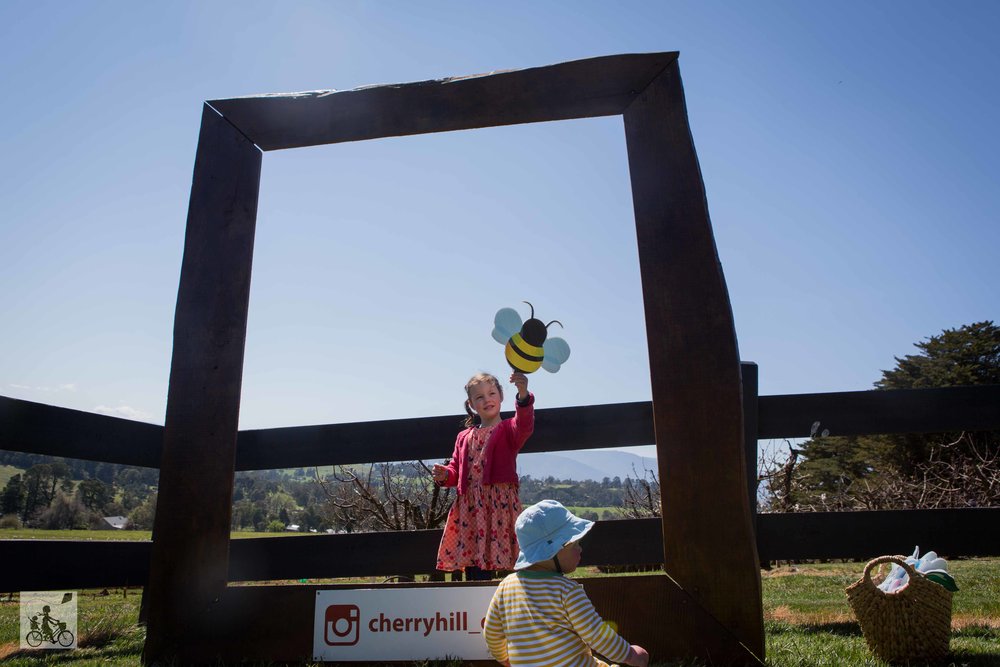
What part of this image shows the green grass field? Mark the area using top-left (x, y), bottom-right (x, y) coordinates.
top-left (759, 559), bottom-right (1000, 667)
top-left (564, 505), bottom-right (622, 519)
top-left (1, 558), bottom-right (997, 666)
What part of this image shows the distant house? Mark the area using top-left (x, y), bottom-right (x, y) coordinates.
top-left (100, 516), bottom-right (130, 530)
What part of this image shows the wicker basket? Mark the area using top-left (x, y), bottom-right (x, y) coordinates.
top-left (845, 555), bottom-right (953, 663)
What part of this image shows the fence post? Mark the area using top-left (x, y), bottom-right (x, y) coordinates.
top-left (142, 104), bottom-right (262, 664)
top-left (624, 59), bottom-right (764, 660)
top-left (741, 361), bottom-right (759, 528)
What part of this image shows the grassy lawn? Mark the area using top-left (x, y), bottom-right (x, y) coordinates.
top-left (564, 505), bottom-right (622, 519)
top-left (761, 559), bottom-right (1000, 667)
top-left (0, 559), bottom-right (997, 666)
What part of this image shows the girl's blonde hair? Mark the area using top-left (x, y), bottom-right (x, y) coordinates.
top-left (464, 373), bottom-right (503, 428)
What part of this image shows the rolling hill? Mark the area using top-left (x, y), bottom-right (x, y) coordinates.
top-left (518, 450), bottom-right (657, 482)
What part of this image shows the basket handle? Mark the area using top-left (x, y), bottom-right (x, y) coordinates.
top-left (862, 555), bottom-right (919, 588)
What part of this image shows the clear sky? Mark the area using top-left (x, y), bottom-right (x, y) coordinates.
top-left (2, 1), bottom-right (997, 460)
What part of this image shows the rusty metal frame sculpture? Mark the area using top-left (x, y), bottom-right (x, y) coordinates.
top-left (143, 52), bottom-right (764, 664)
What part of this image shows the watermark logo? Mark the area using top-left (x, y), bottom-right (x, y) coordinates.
top-left (20, 591), bottom-right (78, 650)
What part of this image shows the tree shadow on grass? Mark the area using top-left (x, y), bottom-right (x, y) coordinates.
top-left (954, 624), bottom-right (1000, 639)
top-left (879, 655), bottom-right (1000, 667)
top-left (947, 656), bottom-right (1000, 667)
top-left (767, 620), bottom-right (862, 637)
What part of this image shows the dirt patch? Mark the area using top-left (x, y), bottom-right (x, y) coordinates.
top-left (953, 615), bottom-right (1000, 630)
top-left (0, 642), bottom-right (19, 660)
top-left (766, 605), bottom-right (855, 625)
top-left (762, 565), bottom-right (853, 578)
top-left (768, 604), bottom-right (796, 622)
top-left (766, 609), bottom-right (998, 630)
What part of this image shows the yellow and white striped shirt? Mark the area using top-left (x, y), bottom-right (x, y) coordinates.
top-left (484, 570), bottom-right (631, 667)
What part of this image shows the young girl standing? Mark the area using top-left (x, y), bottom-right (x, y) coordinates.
top-left (433, 371), bottom-right (533, 580)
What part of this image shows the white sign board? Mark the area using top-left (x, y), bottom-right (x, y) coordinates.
top-left (313, 586), bottom-right (497, 662)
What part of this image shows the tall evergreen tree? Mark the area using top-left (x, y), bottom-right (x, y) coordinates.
top-left (775, 321), bottom-right (999, 510)
top-left (876, 321), bottom-right (1000, 390)
top-left (1, 474), bottom-right (26, 517)
top-left (77, 479), bottom-right (114, 514)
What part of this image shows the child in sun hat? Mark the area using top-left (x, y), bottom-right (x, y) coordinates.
top-left (483, 500), bottom-right (650, 667)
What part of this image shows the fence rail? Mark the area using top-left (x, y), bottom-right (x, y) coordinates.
top-left (6, 505), bottom-right (1000, 592)
top-left (2, 370), bottom-right (999, 592)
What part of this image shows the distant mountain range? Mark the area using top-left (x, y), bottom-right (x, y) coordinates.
top-left (518, 450), bottom-right (657, 482)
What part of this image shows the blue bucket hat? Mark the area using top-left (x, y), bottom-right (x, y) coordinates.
top-left (513, 500), bottom-right (594, 570)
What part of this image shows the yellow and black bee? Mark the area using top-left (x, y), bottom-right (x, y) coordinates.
top-left (492, 301), bottom-right (571, 373)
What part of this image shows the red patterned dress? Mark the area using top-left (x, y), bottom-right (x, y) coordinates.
top-left (436, 424), bottom-right (522, 572)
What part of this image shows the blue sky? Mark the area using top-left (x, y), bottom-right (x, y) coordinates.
top-left (2, 2), bottom-right (997, 460)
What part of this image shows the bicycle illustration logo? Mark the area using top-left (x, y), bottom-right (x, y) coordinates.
top-left (25, 604), bottom-right (75, 648)
top-left (19, 591), bottom-right (78, 651)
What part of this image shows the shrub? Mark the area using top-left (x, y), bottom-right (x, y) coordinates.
top-left (37, 492), bottom-right (92, 529)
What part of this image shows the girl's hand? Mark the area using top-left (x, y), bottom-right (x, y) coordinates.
top-left (509, 372), bottom-right (529, 400)
top-left (432, 464), bottom-right (449, 484)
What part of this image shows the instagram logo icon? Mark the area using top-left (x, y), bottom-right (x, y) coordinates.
top-left (324, 604), bottom-right (360, 646)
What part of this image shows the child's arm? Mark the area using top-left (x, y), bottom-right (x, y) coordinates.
top-left (483, 591), bottom-right (510, 666)
top-left (563, 583), bottom-right (634, 665)
top-left (432, 429), bottom-right (468, 486)
top-left (508, 372), bottom-right (534, 449)
top-left (431, 462), bottom-right (453, 485)
top-left (432, 432), bottom-right (464, 486)
top-left (511, 371), bottom-right (529, 403)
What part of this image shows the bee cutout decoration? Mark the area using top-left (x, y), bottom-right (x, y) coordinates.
top-left (492, 301), bottom-right (571, 373)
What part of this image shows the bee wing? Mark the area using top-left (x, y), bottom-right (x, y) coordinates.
top-left (492, 307), bottom-right (522, 345)
top-left (541, 337), bottom-right (571, 373)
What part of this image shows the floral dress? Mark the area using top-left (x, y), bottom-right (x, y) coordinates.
top-left (436, 424), bottom-right (522, 571)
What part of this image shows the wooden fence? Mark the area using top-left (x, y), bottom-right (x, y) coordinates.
top-left (2, 363), bottom-right (999, 592)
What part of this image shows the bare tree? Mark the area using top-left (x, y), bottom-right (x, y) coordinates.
top-left (757, 440), bottom-right (804, 512)
top-left (313, 461), bottom-right (454, 533)
top-left (850, 432), bottom-right (1000, 510)
top-left (618, 464), bottom-right (660, 519)
top-left (603, 465), bottom-right (663, 573)
top-left (758, 431), bottom-right (1000, 512)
